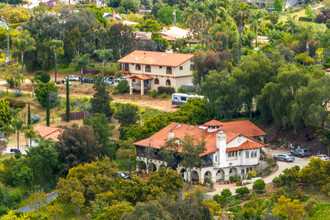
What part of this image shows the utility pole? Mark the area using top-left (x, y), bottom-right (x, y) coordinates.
top-left (173, 10), bottom-right (177, 26)
top-left (6, 23), bottom-right (10, 62)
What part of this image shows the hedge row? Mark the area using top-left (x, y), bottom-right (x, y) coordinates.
top-left (157, 86), bottom-right (175, 95)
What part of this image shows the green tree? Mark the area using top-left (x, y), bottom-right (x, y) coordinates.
top-left (66, 78), bottom-right (70, 122)
top-left (272, 195), bottom-right (305, 219)
top-left (230, 1), bottom-right (250, 61)
top-left (299, 157), bottom-right (330, 186)
top-left (269, 11), bottom-right (279, 29)
top-left (6, 117), bottom-right (26, 150)
top-left (94, 49), bottom-right (113, 79)
top-left (34, 82), bottom-right (58, 107)
top-left (253, 179), bottom-right (266, 193)
top-left (34, 71), bottom-right (50, 84)
top-left (48, 39), bottom-right (64, 82)
top-left (120, 0), bottom-right (141, 13)
top-left (56, 124), bottom-right (103, 173)
top-left (296, 25), bottom-right (315, 53)
top-left (27, 103), bottom-right (31, 127)
top-left (27, 190), bottom-right (47, 219)
top-left (250, 10), bottom-right (265, 47)
top-left (12, 30), bottom-right (36, 77)
top-left (138, 19), bottom-right (162, 32)
top-left (24, 128), bottom-right (36, 148)
top-left (122, 200), bottom-right (171, 220)
top-left (157, 6), bottom-right (183, 25)
top-left (161, 134), bottom-right (206, 186)
top-left (46, 87), bottom-right (50, 126)
top-left (98, 201), bottom-right (134, 220)
top-left (273, 0), bottom-right (284, 12)
top-left (116, 140), bottom-right (136, 172)
top-left (91, 78), bottom-right (114, 119)
top-left (114, 103), bottom-right (139, 127)
top-left (202, 70), bottom-right (241, 120)
top-left (116, 80), bottom-right (129, 93)
top-left (235, 186), bottom-right (250, 198)
top-left (285, 15), bottom-right (298, 36)
top-left (205, 0), bottom-right (226, 26)
top-left (0, 99), bottom-right (12, 130)
top-left (151, 32), bottom-right (169, 51)
top-left (71, 54), bottom-right (89, 84)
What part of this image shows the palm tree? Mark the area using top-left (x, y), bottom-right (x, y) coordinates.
top-left (269, 11), bottom-right (279, 30)
top-left (230, 1), bottom-right (250, 61)
top-left (13, 72), bottom-right (24, 94)
top-left (297, 25), bottom-right (315, 53)
top-left (48, 40), bottom-right (64, 83)
top-left (206, 0), bottom-right (226, 26)
top-left (29, 77), bottom-right (36, 98)
top-left (285, 15), bottom-right (298, 36)
top-left (71, 54), bottom-right (90, 84)
top-left (4, 73), bottom-right (13, 94)
top-left (24, 128), bottom-right (36, 148)
top-left (6, 117), bottom-right (26, 150)
top-left (12, 30), bottom-right (36, 77)
top-left (250, 10), bottom-right (265, 47)
top-left (94, 49), bottom-right (113, 79)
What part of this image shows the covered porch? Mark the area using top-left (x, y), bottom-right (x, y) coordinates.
top-left (127, 74), bottom-right (153, 95)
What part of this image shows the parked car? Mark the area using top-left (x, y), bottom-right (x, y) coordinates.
top-left (274, 153), bottom-right (295, 162)
top-left (104, 77), bottom-right (115, 84)
top-left (119, 172), bottom-right (131, 180)
top-left (83, 78), bottom-right (94, 83)
top-left (291, 149), bottom-right (311, 158)
top-left (117, 76), bottom-right (126, 82)
top-left (314, 154), bottom-right (329, 161)
top-left (66, 75), bottom-right (79, 81)
top-left (10, 148), bottom-right (20, 153)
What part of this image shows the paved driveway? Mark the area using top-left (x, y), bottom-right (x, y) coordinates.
top-left (16, 192), bottom-right (58, 214)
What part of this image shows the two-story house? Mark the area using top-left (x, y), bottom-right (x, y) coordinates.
top-left (134, 120), bottom-right (267, 183)
top-left (117, 50), bottom-right (194, 95)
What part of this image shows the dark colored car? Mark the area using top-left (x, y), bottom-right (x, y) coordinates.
top-left (119, 172), bottom-right (131, 180)
top-left (10, 148), bottom-right (20, 153)
top-left (291, 149), bottom-right (311, 158)
top-left (83, 78), bottom-right (94, 83)
top-left (274, 153), bottom-right (295, 162)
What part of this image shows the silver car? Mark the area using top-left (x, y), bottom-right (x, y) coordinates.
top-left (314, 155), bottom-right (329, 161)
top-left (275, 153), bottom-right (295, 162)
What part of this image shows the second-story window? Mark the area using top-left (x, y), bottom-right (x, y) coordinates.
top-left (166, 66), bottom-right (172, 74)
top-left (136, 64), bottom-right (141, 70)
top-left (179, 66), bottom-right (183, 70)
top-left (146, 65), bottom-right (151, 72)
top-left (246, 151), bottom-right (249, 158)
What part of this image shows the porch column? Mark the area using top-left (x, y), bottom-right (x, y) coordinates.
top-left (129, 78), bottom-right (133, 95)
top-left (141, 79), bottom-right (144, 95)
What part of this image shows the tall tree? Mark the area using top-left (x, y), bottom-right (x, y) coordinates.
top-left (27, 102), bottom-right (31, 127)
top-left (230, 1), bottom-right (250, 61)
top-left (71, 54), bottom-right (89, 84)
top-left (250, 10), bottom-right (265, 47)
top-left (48, 39), bottom-right (64, 82)
top-left (46, 87), bottom-right (50, 126)
top-left (116, 140), bottom-right (136, 173)
top-left (12, 30), bottom-right (36, 76)
top-left (94, 49), bottom-right (113, 79)
top-left (205, 0), bottom-right (226, 26)
top-left (28, 190), bottom-right (47, 219)
top-left (90, 78), bottom-right (114, 119)
top-left (114, 103), bottom-right (140, 127)
top-left (66, 78), bottom-right (70, 122)
top-left (6, 117), bottom-right (26, 150)
top-left (269, 11), bottom-right (279, 30)
top-left (29, 77), bottom-right (36, 98)
top-left (161, 134), bottom-right (206, 186)
top-left (297, 25), bottom-right (315, 53)
top-left (285, 15), bottom-right (298, 36)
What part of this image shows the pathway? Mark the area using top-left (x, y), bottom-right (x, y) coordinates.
top-left (16, 192), bottom-right (58, 214)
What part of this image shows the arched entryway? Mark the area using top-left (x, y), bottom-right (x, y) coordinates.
top-left (191, 170), bottom-right (199, 183)
top-left (229, 167), bottom-right (238, 176)
top-left (148, 163), bottom-right (157, 172)
top-left (180, 168), bottom-right (188, 182)
top-left (216, 169), bottom-right (224, 182)
top-left (159, 164), bottom-right (166, 169)
top-left (137, 161), bottom-right (146, 170)
top-left (204, 171), bottom-right (212, 183)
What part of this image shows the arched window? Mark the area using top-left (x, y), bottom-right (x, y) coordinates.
top-left (166, 67), bottom-right (172, 74)
top-left (166, 79), bottom-right (171, 86)
top-left (145, 65), bottom-right (151, 72)
top-left (154, 78), bottom-right (159, 84)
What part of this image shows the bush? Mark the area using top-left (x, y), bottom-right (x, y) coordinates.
top-left (150, 89), bottom-right (157, 98)
top-left (272, 177), bottom-right (282, 187)
top-left (235, 186), bottom-right (250, 198)
top-left (253, 179), bottom-right (266, 193)
top-left (116, 80), bottom-right (129, 94)
top-left (298, 17), bottom-right (313, 22)
top-left (31, 114), bottom-right (41, 124)
top-left (34, 82), bottom-right (58, 107)
top-left (12, 101), bottom-right (26, 109)
top-left (160, 94), bottom-right (169, 99)
top-left (221, 189), bottom-right (232, 198)
top-left (247, 171), bottom-right (257, 180)
top-left (34, 71), bottom-right (50, 83)
top-left (158, 86), bottom-right (175, 94)
top-left (321, 183), bottom-right (330, 196)
top-left (177, 86), bottom-right (188, 94)
top-left (227, 206), bottom-right (243, 213)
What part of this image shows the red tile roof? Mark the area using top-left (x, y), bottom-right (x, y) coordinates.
top-left (33, 125), bottom-right (63, 142)
top-left (221, 120), bottom-right (266, 137)
top-left (134, 121), bottom-right (267, 157)
top-left (226, 140), bottom-right (264, 152)
top-left (127, 74), bottom-right (154, 80)
top-left (117, 50), bottom-right (193, 67)
top-left (204, 120), bottom-right (223, 127)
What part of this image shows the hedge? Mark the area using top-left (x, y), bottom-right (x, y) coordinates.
top-left (157, 86), bottom-right (175, 95)
top-left (298, 17), bottom-right (313, 22)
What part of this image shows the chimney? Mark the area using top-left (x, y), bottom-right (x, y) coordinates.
top-left (168, 131), bottom-right (174, 140)
top-left (216, 131), bottom-right (227, 166)
top-left (112, 10), bottom-right (116, 22)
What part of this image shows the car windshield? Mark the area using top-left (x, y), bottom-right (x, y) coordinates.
top-left (120, 173), bottom-right (125, 177)
top-left (304, 150), bottom-right (309, 152)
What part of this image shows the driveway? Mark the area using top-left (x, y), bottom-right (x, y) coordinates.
top-left (3, 145), bottom-right (29, 155)
top-left (205, 148), bottom-right (310, 197)
top-left (16, 192), bottom-right (58, 214)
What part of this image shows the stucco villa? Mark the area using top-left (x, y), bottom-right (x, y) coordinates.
top-left (117, 50), bottom-right (194, 95)
top-left (134, 120), bottom-right (267, 183)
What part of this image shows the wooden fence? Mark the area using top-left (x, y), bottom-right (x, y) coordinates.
top-left (61, 111), bottom-right (88, 121)
top-left (0, 58), bottom-right (18, 68)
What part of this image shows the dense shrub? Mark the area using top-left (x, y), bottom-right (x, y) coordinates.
top-left (235, 186), bottom-right (250, 198)
top-left (31, 114), bottom-right (41, 124)
top-left (158, 86), bottom-right (175, 94)
top-left (298, 17), bottom-right (313, 22)
top-left (177, 86), bottom-right (189, 94)
top-left (12, 101), bottom-right (26, 109)
top-left (116, 80), bottom-right (129, 94)
top-left (253, 179), bottom-right (266, 193)
top-left (150, 89), bottom-right (157, 98)
top-left (34, 71), bottom-right (50, 83)
top-left (34, 82), bottom-right (58, 107)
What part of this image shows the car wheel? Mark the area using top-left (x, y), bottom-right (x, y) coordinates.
top-left (299, 155), bottom-right (303, 158)
top-left (284, 159), bottom-right (287, 162)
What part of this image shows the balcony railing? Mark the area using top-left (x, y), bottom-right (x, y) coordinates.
top-left (201, 162), bottom-right (214, 168)
top-left (137, 153), bottom-right (163, 161)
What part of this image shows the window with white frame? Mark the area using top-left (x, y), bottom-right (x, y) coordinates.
top-left (246, 151), bottom-right (249, 158)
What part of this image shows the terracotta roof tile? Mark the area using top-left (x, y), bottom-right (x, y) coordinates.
top-left (222, 120), bottom-right (266, 137)
top-left (226, 140), bottom-right (264, 152)
top-left (33, 125), bottom-right (63, 142)
top-left (127, 74), bottom-right (154, 80)
top-left (117, 50), bottom-right (193, 67)
top-left (204, 120), bottom-right (223, 127)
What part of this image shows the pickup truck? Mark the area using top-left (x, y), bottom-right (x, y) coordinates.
top-left (66, 75), bottom-right (80, 81)
top-left (291, 149), bottom-right (311, 158)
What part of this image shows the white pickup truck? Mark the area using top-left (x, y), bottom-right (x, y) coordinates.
top-left (66, 75), bottom-right (80, 81)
